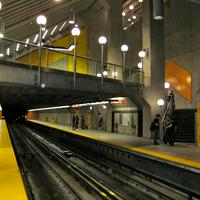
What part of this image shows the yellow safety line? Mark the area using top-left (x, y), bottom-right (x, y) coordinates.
top-left (29, 120), bottom-right (200, 169)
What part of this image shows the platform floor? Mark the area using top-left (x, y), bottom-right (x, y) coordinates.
top-left (0, 120), bottom-right (28, 200)
top-left (30, 120), bottom-right (200, 169)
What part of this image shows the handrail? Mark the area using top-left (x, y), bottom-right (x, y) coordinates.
top-left (3, 37), bottom-right (139, 71)
top-left (161, 97), bottom-right (174, 124)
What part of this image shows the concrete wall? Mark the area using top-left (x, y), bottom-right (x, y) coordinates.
top-left (164, 0), bottom-right (200, 109)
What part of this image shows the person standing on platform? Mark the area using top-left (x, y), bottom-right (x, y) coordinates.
top-left (72, 114), bottom-right (76, 130)
top-left (75, 114), bottom-right (79, 129)
top-left (98, 113), bottom-right (103, 130)
top-left (152, 114), bottom-right (160, 145)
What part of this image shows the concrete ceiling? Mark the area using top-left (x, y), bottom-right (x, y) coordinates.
top-left (0, 0), bottom-right (95, 41)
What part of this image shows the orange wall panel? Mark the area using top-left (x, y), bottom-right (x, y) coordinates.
top-left (165, 60), bottom-right (192, 102)
top-left (27, 112), bottom-right (39, 120)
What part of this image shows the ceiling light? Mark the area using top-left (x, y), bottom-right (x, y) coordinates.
top-left (16, 43), bottom-right (20, 51)
top-left (0, 2), bottom-right (2, 10)
top-left (41, 26), bottom-right (46, 31)
top-left (25, 38), bottom-right (29, 47)
top-left (97, 73), bottom-right (102, 77)
top-left (33, 34), bottom-right (39, 43)
top-left (139, 0), bottom-right (143, 2)
top-left (164, 82), bottom-right (170, 89)
top-left (153, 0), bottom-right (164, 20)
top-left (69, 9), bottom-right (75, 24)
top-left (138, 50), bottom-right (146, 58)
top-left (121, 44), bottom-right (128, 52)
top-left (157, 99), bottom-right (164, 106)
top-left (59, 21), bottom-right (67, 31)
top-left (36, 15), bottom-right (47, 25)
top-left (29, 105), bottom-right (70, 112)
top-left (122, 12), bottom-right (126, 16)
top-left (128, 18), bottom-right (131, 22)
top-left (6, 48), bottom-right (10, 56)
top-left (41, 83), bottom-right (46, 88)
top-left (103, 70), bottom-right (108, 76)
top-left (71, 27), bottom-right (80, 36)
top-left (0, 19), bottom-right (5, 38)
top-left (132, 15), bottom-right (137, 19)
top-left (0, 53), bottom-right (4, 57)
top-left (42, 29), bottom-right (48, 39)
top-left (112, 71), bottom-right (118, 77)
top-left (98, 36), bottom-right (107, 45)
top-left (90, 106), bottom-right (92, 110)
top-left (103, 105), bottom-right (107, 109)
top-left (51, 25), bottom-right (57, 35)
top-left (129, 5), bottom-right (134, 10)
top-left (138, 62), bottom-right (143, 68)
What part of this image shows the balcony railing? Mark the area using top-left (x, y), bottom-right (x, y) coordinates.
top-left (0, 37), bottom-right (144, 92)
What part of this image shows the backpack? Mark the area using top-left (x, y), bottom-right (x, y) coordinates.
top-left (150, 122), bottom-right (155, 131)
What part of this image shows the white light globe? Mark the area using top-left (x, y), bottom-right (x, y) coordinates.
top-left (97, 73), bottom-right (102, 77)
top-left (103, 70), bottom-right (108, 76)
top-left (164, 82), bottom-right (170, 89)
top-left (138, 50), bottom-right (146, 58)
top-left (0, 33), bottom-right (4, 38)
top-left (98, 36), bottom-right (107, 44)
top-left (37, 15), bottom-right (47, 25)
top-left (71, 27), bottom-right (80, 36)
top-left (138, 62), bottom-right (143, 69)
top-left (121, 44), bottom-right (128, 52)
top-left (157, 99), bottom-right (165, 106)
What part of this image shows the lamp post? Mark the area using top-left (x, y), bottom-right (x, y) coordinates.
top-left (121, 44), bottom-right (128, 94)
top-left (36, 14), bottom-right (47, 86)
top-left (157, 98), bottom-right (165, 140)
top-left (98, 36), bottom-right (107, 91)
top-left (138, 50), bottom-right (146, 86)
top-left (71, 27), bottom-right (80, 89)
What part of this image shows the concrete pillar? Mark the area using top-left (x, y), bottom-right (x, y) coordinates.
top-left (142, 0), bottom-right (165, 118)
top-left (106, 0), bottom-right (124, 65)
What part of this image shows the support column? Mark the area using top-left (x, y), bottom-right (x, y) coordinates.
top-left (106, 0), bottom-right (124, 65)
top-left (142, 0), bottom-right (165, 118)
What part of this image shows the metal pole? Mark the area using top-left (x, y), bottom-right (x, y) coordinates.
top-left (101, 44), bottom-right (104, 91)
top-left (38, 25), bottom-right (42, 85)
top-left (46, 49), bottom-right (49, 68)
top-left (73, 35), bottom-right (77, 89)
top-left (122, 51), bottom-right (126, 94)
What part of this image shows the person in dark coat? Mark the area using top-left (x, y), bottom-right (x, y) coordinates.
top-left (72, 114), bottom-right (76, 130)
top-left (152, 114), bottom-right (160, 145)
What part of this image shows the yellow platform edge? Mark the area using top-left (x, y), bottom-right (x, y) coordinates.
top-left (29, 120), bottom-right (200, 170)
top-left (0, 120), bottom-right (28, 200)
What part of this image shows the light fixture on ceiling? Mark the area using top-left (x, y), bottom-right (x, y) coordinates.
top-left (153, 0), bottom-right (164, 20)
top-left (138, 50), bottom-right (147, 58)
top-left (59, 21), bottom-right (67, 32)
top-left (33, 34), bottom-right (39, 43)
top-left (122, 12), bottom-right (126, 16)
top-left (0, 53), bottom-right (4, 57)
top-left (0, 18), bottom-right (5, 38)
top-left (97, 73), bottom-right (102, 77)
top-left (16, 43), bottom-right (20, 51)
top-left (0, 1), bottom-right (2, 10)
top-left (138, 62), bottom-right (143, 68)
top-left (129, 4), bottom-right (134, 10)
top-left (42, 29), bottom-right (48, 39)
top-left (69, 9), bottom-right (75, 24)
top-left (25, 38), bottom-right (30, 47)
top-left (6, 48), bottom-right (10, 56)
top-left (51, 25), bottom-right (57, 35)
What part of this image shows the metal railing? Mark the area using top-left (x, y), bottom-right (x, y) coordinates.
top-left (0, 37), bottom-right (144, 92)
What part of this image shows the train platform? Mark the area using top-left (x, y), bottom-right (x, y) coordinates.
top-left (0, 120), bottom-right (28, 200)
top-left (30, 120), bottom-right (200, 169)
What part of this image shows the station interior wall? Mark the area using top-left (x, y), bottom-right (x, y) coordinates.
top-left (17, 28), bottom-right (89, 74)
top-left (164, 0), bottom-right (200, 109)
top-left (28, 98), bottom-right (139, 135)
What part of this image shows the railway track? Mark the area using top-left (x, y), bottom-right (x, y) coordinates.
top-left (14, 123), bottom-right (193, 200)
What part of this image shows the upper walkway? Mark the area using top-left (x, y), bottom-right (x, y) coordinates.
top-left (0, 120), bottom-right (28, 200)
top-left (30, 120), bottom-right (200, 169)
